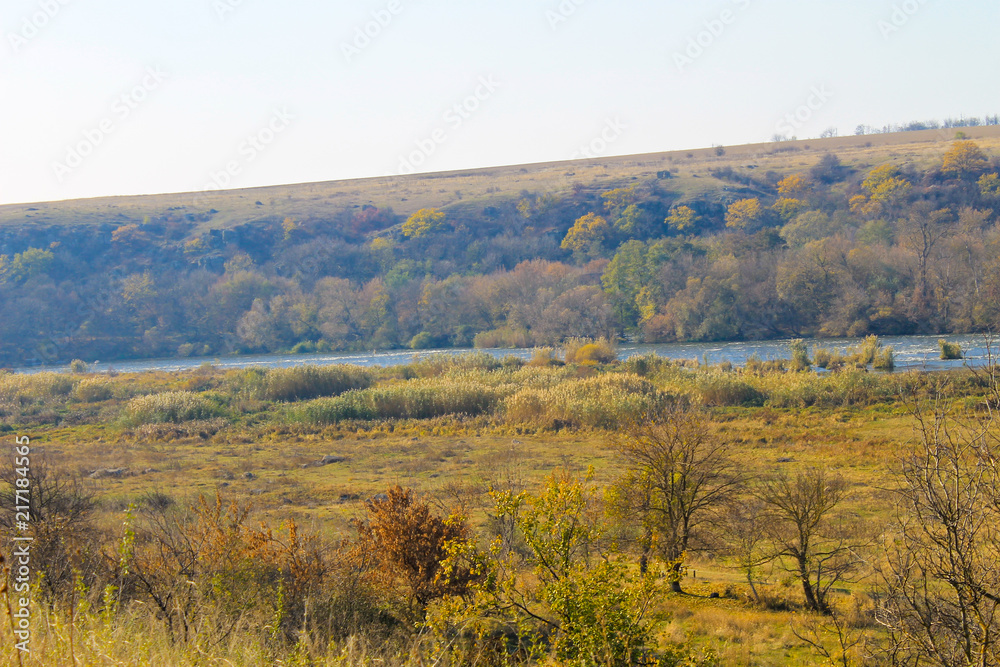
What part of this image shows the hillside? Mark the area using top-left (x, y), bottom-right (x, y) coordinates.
top-left (5, 125), bottom-right (1000, 231)
top-left (1, 127), bottom-right (999, 367)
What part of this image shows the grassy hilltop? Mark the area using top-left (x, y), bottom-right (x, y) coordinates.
top-left (5, 125), bottom-right (1000, 231)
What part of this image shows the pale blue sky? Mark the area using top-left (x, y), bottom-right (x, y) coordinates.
top-left (2, 0), bottom-right (997, 205)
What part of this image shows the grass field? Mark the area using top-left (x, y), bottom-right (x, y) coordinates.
top-left (2, 349), bottom-right (992, 665)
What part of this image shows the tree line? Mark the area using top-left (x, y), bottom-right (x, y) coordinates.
top-left (1, 140), bottom-right (998, 367)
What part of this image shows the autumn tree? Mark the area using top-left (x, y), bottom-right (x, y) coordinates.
top-left (941, 139), bottom-right (989, 179)
top-left (777, 174), bottom-right (808, 198)
top-left (725, 198), bottom-right (765, 229)
top-left (353, 485), bottom-right (476, 610)
top-left (614, 403), bottom-right (741, 591)
top-left (757, 470), bottom-right (862, 614)
top-left (665, 205), bottom-right (699, 232)
top-left (561, 212), bottom-right (609, 256)
top-left (874, 363), bottom-right (1000, 665)
top-left (402, 208), bottom-right (446, 238)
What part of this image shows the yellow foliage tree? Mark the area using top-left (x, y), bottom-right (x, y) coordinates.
top-left (561, 213), bottom-right (609, 254)
top-left (777, 174), bottom-right (808, 198)
top-left (665, 205), bottom-right (699, 231)
top-left (942, 140), bottom-right (988, 178)
top-left (601, 187), bottom-right (637, 216)
top-left (402, 208), bottom-right (446, 238)
top-left (980, 173), bottom-right (1000, 198)
top-left (725, 198), bottom-right (764, 229)
top-left (862, 164), bottom-right (912, 207)
top-left (772, 197), bottom-right (804, 221)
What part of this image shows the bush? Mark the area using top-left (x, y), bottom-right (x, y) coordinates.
top-left (72, 377), bottom-right (113, 402)
top-left (408, 331), bottom-right (436, 350)
top-left (873, 346), bottom-right (896, 371)
top-left (123, 391), bottom-right (223, 425)
top-left (473, 326), bottom-right (534, 349)
top-left (939, 339), bottom-right (963, 360)
top-left (564, 337), bottom-right (617, 365)
top-left (790, 339), bottom-right (811, 371)
top-left (69, 359), bottom-right (89, 373)
top-left (696, 373), bottom-right (767, 407)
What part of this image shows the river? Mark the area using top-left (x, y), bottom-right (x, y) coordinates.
top-left (10, 334), bottom-right (996, 375)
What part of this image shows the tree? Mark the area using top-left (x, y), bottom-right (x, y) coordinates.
top-left (402, 208), bottom-right (446, 238)
top-left (778, 174), bottom-right (808, 198)
top-left (353, 485), bottom-right (476, 609)
top-left (874, 364), bottom-right (1000, 666)
top-left (757, 470), bottom-right (860, 614)
top-left (442, 473), bottom-right (665, 666)
top-left (665, 205), bottom-right (699, 232)
top-left (614, 403), bottom-right (740, 591)
top-left (979, 172), bottom-right (1000, 198)
top-left (941, 140), bottom-right (989, 179)
top-left (561, 212), bottom-right (609, 256)
top-left (725, 198), bottom-right (764, 229)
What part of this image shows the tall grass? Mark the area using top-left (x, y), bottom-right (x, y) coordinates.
top-left (503, 373), bottom-right (668, 429)
top-left (294, 379), bottom-right (506, 424)
top-left (229, 364), bottom-right (373, 401)
top-left (122, 391), bottom-right (224, 425)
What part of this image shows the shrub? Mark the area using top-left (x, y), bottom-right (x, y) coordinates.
top-left (790, 339), bottom-right (811, 371)
top-left (408, 331), bottom-right (436, 350)
top-left (69, 359), bottom-right (89, 373)
top-left (473, 326), bottom-right (534, 348)
top-left (873, 346), bottom-right (896, 371)
top-left (564, 337), bottom-right (617, 364)
top-left (123, 391), bottom-right (223, 425)
top-left (696, 373), bottom-right (767, 407)
top-left (72, 377), bottom-right (113, 402)
top-left (939, 339), bottom-right (963, 360)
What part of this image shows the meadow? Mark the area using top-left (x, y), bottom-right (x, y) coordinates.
top-left (1, 340), bottom-right (997, 665)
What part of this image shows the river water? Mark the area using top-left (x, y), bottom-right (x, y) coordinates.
top-left (12, 334), bottom-right (996, 375)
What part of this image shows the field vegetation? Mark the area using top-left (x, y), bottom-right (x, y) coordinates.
top-left (1, 342), bottom-right (998, 665)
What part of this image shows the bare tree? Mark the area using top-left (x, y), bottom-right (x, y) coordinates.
top-left (718, 497), bottom-right (772, 604)
top-left (874, 359), bottom-right (1000, 666)
top-left (757, 470), bottom-right (862, 613)
top-left (614, 402), bottom-right (741, 592)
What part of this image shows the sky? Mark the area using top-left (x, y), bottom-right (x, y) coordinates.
top-left (1, 0), bottom-right (998, 206)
